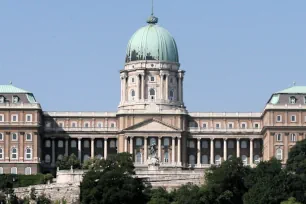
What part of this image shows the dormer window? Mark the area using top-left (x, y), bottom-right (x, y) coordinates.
top-left (289, 96), bottom-right (296, 104)
top-left (0, 96), bottom-right (4, 103)
top-left (304, 96), bottom-right (306, 104)
top-left (12, 96), bottom-right (19, 103)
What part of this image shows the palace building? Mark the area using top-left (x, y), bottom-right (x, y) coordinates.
top-left (0, 13), bottom-right (305, 175)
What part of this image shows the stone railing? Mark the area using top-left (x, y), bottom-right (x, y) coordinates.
top-left (188, 127), bottom-right (262, 133)
top-left (44, 126), bottom-right (118, 132)
top-left (0, 103), bottom-right (41, 109)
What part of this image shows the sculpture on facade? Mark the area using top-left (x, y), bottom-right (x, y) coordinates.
top-left (148, 142), bottom-right (159, 170)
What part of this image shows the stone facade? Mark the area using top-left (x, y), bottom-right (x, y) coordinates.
top-left (1, 14), bottom-right (306, 177)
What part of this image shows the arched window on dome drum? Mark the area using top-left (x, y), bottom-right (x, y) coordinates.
top-left (149, 89), bottom-right (155, 100)
top-left (169, 90), bottom-right (174, 100)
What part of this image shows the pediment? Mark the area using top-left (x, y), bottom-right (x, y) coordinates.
top-left (124, 118), bottom-right (179, 132)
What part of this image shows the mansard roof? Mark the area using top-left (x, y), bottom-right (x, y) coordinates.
top-left (276, 86), bottom-right (306, 94)
top-left (0, 84), bottom-right (30, 93)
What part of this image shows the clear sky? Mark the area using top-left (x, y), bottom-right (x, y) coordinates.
top-left (0, 1), bottom-right (305, 112)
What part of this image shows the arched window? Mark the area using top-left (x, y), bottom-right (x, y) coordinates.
top-left (276, 148), bottom-right (283, 160)
top-left (188, 140), bottom-right (195, 148)
top-left (96, 140), bottom-right (103, 148)
top-left (201, 155), bottom-right (208, 164)
top-left (164, 151), bottom-right (169, 163)
top-left (110, 123), bottom-right (115, 128)
top-left (215, 155), bottom-right (221, 165)
top-left (84, 122), bottom-right (90, 128)
top-left (254, 140), bottom-right (261, 148)
top-left (45, 154), bottom-right (51, 163)
top-left (0, 133), bottom-right (3, 141)
top-left (150, 138), bottom-right (156, 145)
top-left (57, 154), bottom-right (63, 161)
top-left (0, 148), bottom-right (3, 159)
top-left (136, 138), bottom-right (143, 146)
top-left (131, 89), bottom-right (135, 100)
top-left (11, 147), bottom-right (18, 159)
top-left (136, 151), bottom-right (142, 163)
top-left (241, 141), bottom-right (247, 149)
top-left (169, 90), bottom-right (174, 100)
top-left (45, 140), bottom-right (51, 148)
top-left (11, 167), bottom-right (17, 174)
top-left (163, 138), bottom-right (170, 146)
top-left (97, 122), bottom-right (103, 128)
top-left (254, 155), bottom-right (260, 164)
top-left (110, 140), bottom-right (116, 148)
top-left (228, 140), bottom-right (234, 148)
top-left (25, 147), bottom-right (32, 160)
top-left (149, 89), bottom-right (155, 100)
top-left (290, 133), bottom-right (296, 142)
top-left (26, 133), bottom-right (32, 141)
top-left (11, 133), bottom-right (18, 141)
top-left (83, 154), bottom-right (90, 162)
top-left (276, 133), bottom-right (282, 142)
top-left (84, 140), bottom-right (90, 148)
top-left (71, 140), bottom-right (77, 148)
top-left (241, 155), bottom-right (248, 165)
top-left (215, 141), bottom-right (221, 148)
top-left (58, 140), bottom-right (64, 148)
top-left (0, 167), bottom-right (3, 174)
top-left (71, 122), bottom-right (77, 128)
top-left (189, 155), bottom-right (196, 166)
top-left (202, 141), bottom-right (208, 148)
top-left (25, 167), bottom-right (31, 175)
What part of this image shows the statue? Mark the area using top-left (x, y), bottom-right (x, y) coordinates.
top-left (148, 142), bottom-right (159, 170)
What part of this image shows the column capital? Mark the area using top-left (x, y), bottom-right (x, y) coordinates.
top-left (51, 137), bottom-right (56, 140)
top-left (236, 138), bottom-right (241, 141)
top-left (104, 137), bottom-right (108, 140)
top-left (129, 136), bottom-right (134, 139)
top-left (5, 132), bottom-right (10, 135)
top-left (210, 138), bottom-right (215, 141)
top-left (143, 136), bottom-right (149, 139)
top-left (91, 138), bottom-right (95, 141)
top-left (77, 137), bottom-right (82, 140)
top-left (19, 132), bottom-right (25, 135)
top-left (223, 138), bottom-right (227, 141)
top-left (197, 138), bottom-right (201, 141)
top-left (249, 138), bottom-right (254, 141)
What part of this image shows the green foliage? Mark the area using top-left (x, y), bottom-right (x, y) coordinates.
top-left (80, 152), bottom-right (150, 204)
top-left (287, 139), bottom-right (306, 174)
top-left (82, 156), bottom-right (104, 170)
top-left (0, 174), bottom-right (46, 189)
top-left (36, 194), bottom-right (52, 204)
top-left (56, 153), bottom-right (81, 170)
top-left (148, 187), bottom-right (173, 204)
top-left (202, 157), bottom-right (250, 204)
top-left (172, 183), bottom-right (202, 204)
top-left (43, 173), bottom-right (53, 184)
top-left (281, 197), bottom-right (302, 204)
top-left (30, 187), bottom-right (36, 200)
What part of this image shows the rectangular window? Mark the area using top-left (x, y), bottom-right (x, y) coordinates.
top-left (291, 115), bottom-right (296, 122)
top-left (26, 133), bottom-right (32, 141)
top-left (26, 114), bottom-right (32, 122)
top-left (215, 123), bottom-right (221, 129)
top-left (228, 123), bottom-right (233, 129)
top-left (276, 133), bottom-right (282, 142)
top-left (276, 115), bottom-right (282, 122)
top-left (254, 123), bottom-right (259, 129)
top-left (11, 133), bottom-right (18, 141)
top-left (0, 133), bottom-right (3, 141)
top-left (11, 114), bottom-right (18, 122)
top-left (241, 123), bottom-right (247, 129)
top-left (0, 114), bottom-right (3, 122)
top-left (202, 123), bottom-right (207, 129)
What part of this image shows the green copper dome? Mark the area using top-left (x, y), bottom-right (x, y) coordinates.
top-left (125, 16), bottom-right (179, 63)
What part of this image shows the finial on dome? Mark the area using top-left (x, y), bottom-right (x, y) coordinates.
top-left (147, 0), bottom-right (158, 24)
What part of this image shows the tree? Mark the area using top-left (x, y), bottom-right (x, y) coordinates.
top-left (56, 154), bottom-right (81, 170)
top-left (172, 183), bottom-right (202, 204)
top-left (243, 158), bottom-right (288, 204)
top-left (148, 187), bottom-right (172, 204)
top-left (281, 197), bottom-right (302, 204)
top-left (202, 157), bottom-right (250, 204)
top-left (80, 153), bottom-right (150, 204)
top-left (287, 139), bottom-right (306, 174)
top-left (82, 156), bottom-right (104, 170)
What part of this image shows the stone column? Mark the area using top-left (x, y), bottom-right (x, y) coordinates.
top-left (165, 74), bottom-right (169, 100)
top-left (197, 138), bottom-right (201, 167)
top-left (52, 138), bottom-right (56, 165)
top-left (91, 138), bottom-right (95, 159)
top-left (177, 136), bottom-right (181, 165)
top-left (144, 137), bottom-right (147, 163)
top-left (179, 71), bottom-right (184, 103)
top-left (104, 138), bottom-right (108, 159)
top-left (158, 137), bottom-right (162, 159)
top-left (223, 139), bottom-right (227, 161)
top-left (137, 75), bottom-right (140, 101)
top-left (178, 76), bottom-right (182, 102)
top-left (141, 74), bottom-right (145, 100)
top-left (172, 137), bottom-right (175, 164)
top-left (236, 139), bottom-right (240, 158)
top-left (78, 138), bottom-right (82, 161)
top-left (5, 132), bottom-right (10, 161)
top-left (250, 139), bottom-right (253, 166)
top-left (160, 73), bottom-right (164, 100)
top-left (65, 138), bottom-right (69, 157)
top-left (129, 137), bottom-right (133, 155)
top-left (210, 139), bottom-right (214, 164)
top-left (124, 136), bottom-right (128, 152)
